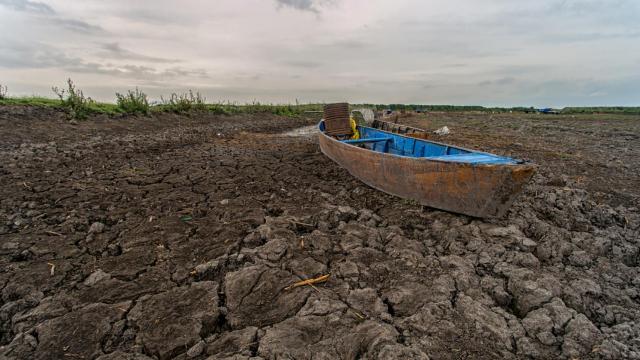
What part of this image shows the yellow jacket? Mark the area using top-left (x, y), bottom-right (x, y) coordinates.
top-left (350, 118), bottom-right (360, 140)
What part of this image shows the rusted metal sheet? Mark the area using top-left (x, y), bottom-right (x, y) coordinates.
top-left (318, 124), bottom-right (535, 218)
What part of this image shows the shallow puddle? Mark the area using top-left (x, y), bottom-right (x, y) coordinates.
top-left (281, 125), bottom-right (318, 137)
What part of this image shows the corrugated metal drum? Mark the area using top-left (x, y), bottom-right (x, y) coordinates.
top-left (323, 103), bottom-right (352, 136)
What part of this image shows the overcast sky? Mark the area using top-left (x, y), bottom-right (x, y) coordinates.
top-left (1, 0), bottom-right (639, 106)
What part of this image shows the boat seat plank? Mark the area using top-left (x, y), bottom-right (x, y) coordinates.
top-left (342, 137), bottom-right (392, 144)
top-left (427, 153), bottom-right (516, 164)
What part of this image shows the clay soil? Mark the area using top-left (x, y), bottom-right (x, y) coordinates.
top-left (0, 107), bottom-right (638, 360)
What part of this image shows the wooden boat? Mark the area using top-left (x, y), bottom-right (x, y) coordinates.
top-left (370, 119), bottom-right (431, 139)
top-left (318, 121), bottom-right (535, 218)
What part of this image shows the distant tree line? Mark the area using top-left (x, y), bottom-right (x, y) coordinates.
top-left (354, 104), bottom-right (640, 115)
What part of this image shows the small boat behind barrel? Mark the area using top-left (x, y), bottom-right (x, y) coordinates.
top-left (318, 117), bottom-right (535, 218)
top-left (370, 119), bottom-right (431, 139)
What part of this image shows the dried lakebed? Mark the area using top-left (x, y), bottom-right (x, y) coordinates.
top-left (0, 108), bottom-right (639, 359)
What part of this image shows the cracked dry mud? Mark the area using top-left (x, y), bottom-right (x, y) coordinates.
top-left (0, 107), bottom-right (639, 359)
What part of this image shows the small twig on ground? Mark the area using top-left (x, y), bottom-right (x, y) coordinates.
top-left (47, 262), bottom-right (55, 276)
top-left (55, 195), bottom-right (73, 204)
top-left (285, 274), bottom-right (330, 290)
top-left (46, 230), bottom-right (63, 236)
top-left (350, 309), bottom-right (365, 320)
top-left (22, 182), bottom-right (33, 191)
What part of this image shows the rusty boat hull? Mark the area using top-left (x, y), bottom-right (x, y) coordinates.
top-left (318, 122), bottom-right (535, 218)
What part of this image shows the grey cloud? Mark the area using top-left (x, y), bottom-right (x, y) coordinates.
top-left (67, 62), bottom-right (209, 82)
top-left (444, 64), bottom-right (467, 68)
top-left (328, 39), bottom-right (369, 49)
top-left (478, 77), bottom-right (516, 86)
top-left (100, 43), bottom-right (180, 63)
top-left (379, 20), bottom-right (520, 58)
top-left (116, 9), bottom-right (191, 25)
top-left (0, 42), bottom-right (73, 69)
top-left (0, 41), bottom-right (206, 83)
top-left (544, 31), bottom-right (640, 43)
top-left (522, 77), bottom-right (640, 106)
top-left (414, 44), bottom-right (516, 58)
top-left (274, 0), bottom-right (331, 13)
top-left (0, 0), bottom-right (53, 14)
top-left (161, 67), bottom-right (208, 78)
top-left (0, 43), bottom-right (112, 74)
top-left (233, 72), bottom-right (262, 80)
top-left (49, 17), bottom-right (104, 34)
top-left (400, 2), bottom-right (639, 49)
top-left (550, 0), bottom-right (640, 21)
top-left (276, 0), bottom-right (315, 12)
top-left (282, 60), bottom-right (322, 68)
top-left (153, 84), bottom-right (345, 104)
top-left (0, 0), bottom-right (104, 34)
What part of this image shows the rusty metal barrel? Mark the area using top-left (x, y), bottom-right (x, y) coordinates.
top-left (323, 103), bottom-right (352, 137)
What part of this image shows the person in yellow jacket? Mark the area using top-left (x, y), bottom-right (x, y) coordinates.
top-left (350, 117), bottom-right (360, 140)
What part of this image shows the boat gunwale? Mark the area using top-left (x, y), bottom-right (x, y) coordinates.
top-left (318, 121), bottom-right (534, 168)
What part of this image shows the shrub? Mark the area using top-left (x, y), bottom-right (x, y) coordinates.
top-left (116, 88), bottom-right (150, 115)
top-left (52, 78), bottom-right (94, 120)
top-left (235, 101), bottom-right (301, 116)
top-left (0, 84), bottom-right (7, 99)
top-left (160, 90), bottom-right (206, 113)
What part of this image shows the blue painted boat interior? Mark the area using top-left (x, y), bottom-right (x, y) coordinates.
top-left (320, 122), bottom-right (520, 165)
